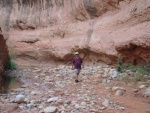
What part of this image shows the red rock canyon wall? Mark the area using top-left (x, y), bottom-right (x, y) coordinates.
top-left (0, 0), bottom-right (150, 65)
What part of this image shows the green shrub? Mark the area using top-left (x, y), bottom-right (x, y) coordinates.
top-left (116, 59), bottom-right (123, 72)
top-left (136, 62), bottom-right (150, 75)
top-left (5, 55), bottom-right (17, 70)
top-left (116, 60), bottom-right (150, 86)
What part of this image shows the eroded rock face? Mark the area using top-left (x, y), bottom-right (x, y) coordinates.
top-left (0, 0), bottom-right (150, 65)
top-left (0, 28), bottom-right (8, 76)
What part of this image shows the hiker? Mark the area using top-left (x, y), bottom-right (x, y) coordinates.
top-left (72, 52), bottom-right (84, 82)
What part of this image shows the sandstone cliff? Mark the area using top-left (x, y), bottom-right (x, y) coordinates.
top-left (0, 28), bottom-right (8, 76)
top-left (0, 0), bottom-right (150, 65)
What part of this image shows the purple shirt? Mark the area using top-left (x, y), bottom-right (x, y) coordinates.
top-left (72, 57), bottom-right (83, 69)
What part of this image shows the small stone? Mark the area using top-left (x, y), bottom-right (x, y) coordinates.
top-left (133, 89), bottom-right (139, 93)
top-left (139, 85), bottom-right (146, 89)
top-left (75, 104), bottom-right (80, 109)
top-left (119, 107), bottom-right (125, 110)
top-left (21, 85), bottom-right (27, 88)
top-left (102, 99), bottom-right (110, 107)
top-left (90, 109), bottom-right (100, 113)
top-left (20, 111), bottom-right (28, 113)
top-left (31, 91), bottom-right (36, 95)
top-left (145, 88), bottom-right (150, 97)
top-left (107, 80), bottom-right (111, 83)
top-left (65, 100), bottom-right (71, 104)
top-left (33, 69), bottom-right (41, 72)
top-left (47, 97), bottom-right (58, 103)
top-left (102, 74), bottom-right (108, 78)
top-left (44, 106), bottom-right (57, 113)
top-left (56, 99), bottom-right (64, 105)
top-left (99, 107), bottom-right (105, 110)
top-left (19, 105), bottom-right (25, 110)
top-left (102, 79), bottom-right (107, 85)
top-left (39, 109), bottom-right (44, 113)
top-left (111, 71), bottom-right (119, 78)
top-left (112, 87), bottom-right (126, 92)
top-left (39, 105), bottom-right (44, 109)
top-left (24, 98), bottom-right (29, 103)
top-left (105, 87), bottom-right (111, 92)
top-left (81, 102), bottom-right (86, 106)
top-left (115, 90), bottom-right (125, 96)
top-left (16, 95), bottom-right (25, 104)
top-left (27, 103), bottom-right (36, 109)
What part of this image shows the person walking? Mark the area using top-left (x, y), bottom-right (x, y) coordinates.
top-left (72, 52), bottom-right (84, 82)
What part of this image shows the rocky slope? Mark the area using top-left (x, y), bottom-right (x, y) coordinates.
top-left (1, 65), bottom-right (150, 113)
top-left (0, 28), bottom-right (8, 76)
top-left (0, 0), bottom-right (150, 65)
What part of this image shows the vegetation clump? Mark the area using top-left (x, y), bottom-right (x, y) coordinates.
top-left (5, 55), bottom-right (17, 70)
top-left (116, 59), bottom-right (150, 86)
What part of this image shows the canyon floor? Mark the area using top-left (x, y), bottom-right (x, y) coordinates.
top-left (0, 62), bottom-right (150, 113)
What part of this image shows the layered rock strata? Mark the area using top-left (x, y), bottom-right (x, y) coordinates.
top-left (0, 0), bottom-right (150, 64)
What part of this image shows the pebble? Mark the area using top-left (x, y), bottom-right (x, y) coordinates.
top-left (115, 90), bottom-right (125, 96)
top-left (145, 88), bottom-right (150, 97)
top-left (111, 71), bottom-right (119, 78)
top-left (47, 97), bottom-right (59, 103)
top-left (102, 99), bottom-right (110, 107)
top-left (16, 95), bottom-right (25, 104)
top-left (102, 79), bottom-right (107, 85)
top-left (27, 103), bottom-right (36, 109)
top-left (139, 85), bottom-right (146, 89)
top-left (133, 89), bottom-right (139, 93)
top-left (44, 106), bottom-right (57, 113)
top-left (19, 105), bottom-right (25, 110)
top-left (112, 87), bottom-right (126, 92)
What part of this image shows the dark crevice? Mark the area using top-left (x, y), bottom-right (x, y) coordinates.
top-left (20, 39), bottom-right (39, 44)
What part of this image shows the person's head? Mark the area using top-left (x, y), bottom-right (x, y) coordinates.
top-left (75, 52), bottom-right (79, 57)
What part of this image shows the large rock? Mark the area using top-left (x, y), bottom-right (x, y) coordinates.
top-left (0, 0), bottom-right (150, 65)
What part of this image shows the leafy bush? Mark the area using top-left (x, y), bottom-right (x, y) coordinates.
top-left (5, 55), bottom-right (17, 70)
